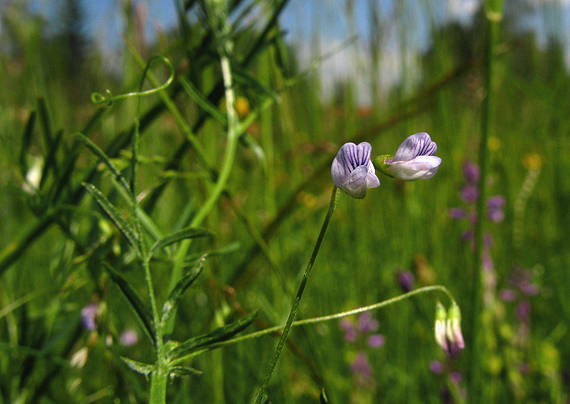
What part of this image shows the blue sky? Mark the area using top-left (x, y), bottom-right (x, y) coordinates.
top-left (13, 0), bottom-right (570, 103)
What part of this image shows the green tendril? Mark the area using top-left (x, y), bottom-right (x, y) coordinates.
top-left (90, 55), bottom-right (175, 106)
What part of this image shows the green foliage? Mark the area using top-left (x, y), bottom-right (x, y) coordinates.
top-left (0, 0), bottom-right (569, 403)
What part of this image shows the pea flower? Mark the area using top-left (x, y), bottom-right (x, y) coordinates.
top-left (378, 132), bottom-right (441, 180)
top-left (331, 142), bottom-right (380, 199)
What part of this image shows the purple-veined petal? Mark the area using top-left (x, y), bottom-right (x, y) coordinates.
top-left (392, 132), bottom-right (437, 162)
top-left (331, 142), bottom-right (378, 198)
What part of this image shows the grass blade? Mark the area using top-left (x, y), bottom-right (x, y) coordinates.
top-left (19, 110), bottom-right (36, 178)
top-left (37, 97), bottom-right (53, 148)
top-left (39, 129), bottom-right (63, 190)
top-left (103, 263), bottom-right (155, 346)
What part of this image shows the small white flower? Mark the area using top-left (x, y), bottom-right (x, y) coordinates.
top-left (331, 142), bottom-right (380, 199)
top-left (380, 133), bottom-right (441, 180)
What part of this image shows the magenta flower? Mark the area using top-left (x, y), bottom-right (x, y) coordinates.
top-left (331, 142), bottom-right (380, 198)
top-left (487, 195), bottom-right (505, 222)
top-left (120, 329), bottom-right (138, 346)
top-left (430, 360), bottom-right (444, 374)
top-left (381, 133), bottom-right (441, 180)
top-left (358, 312), bottom-right (379, 333)
top-left (461, 184), bottom-right (479, 203)
top-left (397, 270), bottom-right (415, 293)
top-left (351, 352), bottom-right (373, 380)
top-left (367, 334), bottom-right (385, 348)
top-left (81, 303), bottom-right (98, 331)
top-left (462, 161), bottom-right (480, 184)
top-left (449, 208), bottom-right (466, 219)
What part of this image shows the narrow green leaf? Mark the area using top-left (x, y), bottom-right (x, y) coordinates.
top-left (37, 97), bottom-right (53, 148)
top-left (168, 365), bottom-right (203, 377)
top-left (76, 132), bottom-right (131, 193)
top-left (273, 32), bottom-right (292, 79)
top-left (180, 76), bottom-right (227, 125)
top-left (103, 264), bottom-right (155, 345)
top-left (233, 69), bottom-right (279, 101)
top-left (83, 182), bottom-right (140, 255)
top-left (169, 311), bottom-right (257, 360)
top-left (39, 129), bottom-right (63, 190)
top-left (150, 227), bottom-right (212, 256)
top-left (121, 356), bottom-right (154, 376)
top-left (161, 259), bottom-right (204, 325)
top-left (19, 111), bottom-right (36, 178)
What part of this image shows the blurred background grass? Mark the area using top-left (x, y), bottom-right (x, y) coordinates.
top-left (0, 0), bottom-right (569, 403)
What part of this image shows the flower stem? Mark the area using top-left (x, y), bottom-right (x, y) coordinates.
top-left (254, 187), bottom-right (338, 403)
top-left (166, 45), bottom-right (240, 334)
top-left (469, 1), bottom-right (502, 399)
top-left (175, 285), bottom-right (456, 364)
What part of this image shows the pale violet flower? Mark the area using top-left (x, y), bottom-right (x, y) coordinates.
top-left (379, 132), bottom-right (441, 180)
top-left (331, 142), bottom-right (380, 199)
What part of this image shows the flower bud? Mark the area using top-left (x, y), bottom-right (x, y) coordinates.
top-left (446, 302), bottom-right (465, 353)
top-left (434, 302), bottom-right (448, 353)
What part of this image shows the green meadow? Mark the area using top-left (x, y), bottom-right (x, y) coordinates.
top-left (0, 1), bottom-right (568, 403)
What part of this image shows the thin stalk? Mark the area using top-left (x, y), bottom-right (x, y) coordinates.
top-left (254, 187), bottom-right (338, 403)
top-left (469, 2), bottom-right (501, 400)
top-left (144, 255), bottom-right (166, 404)
top-left (174, 285), bottom-right (455, 362)
top-left (167, 53), bottom-right (241, 308)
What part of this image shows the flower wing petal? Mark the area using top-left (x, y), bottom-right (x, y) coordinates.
top-left (386, 156), bottom-right (441, 180)
top-left (366, 160), bottom-right (380, 188)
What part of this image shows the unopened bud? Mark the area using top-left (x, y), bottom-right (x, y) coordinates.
top-left (446, 302), bottom-right (465, 352)
top-left (434, 301), bottom-right (448, 353)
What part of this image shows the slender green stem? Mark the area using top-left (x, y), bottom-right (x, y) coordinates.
top-left (254, 187), bottom-right (337, 403)
top-left (167, 52), bottom-right (241, 322)
top-left (173, 285), bottom-right (455, 363)
top-left (469, 1), bottom-right (501, 400)
top-left (149, 368), bottom-right (168, 404)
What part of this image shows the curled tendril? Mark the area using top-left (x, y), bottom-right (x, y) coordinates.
top-left (90, 55), bottom-right (175, 106)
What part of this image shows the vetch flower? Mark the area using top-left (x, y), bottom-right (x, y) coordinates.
top-left (378, 132), bottom-right (441, 180)
top-left (367, 334), bottom-right (385, 348)
top-left (350, 351), bottom-right (373, 380)
top-left (331, 142), bottom-right (380, 198)
top-left (396, 270), bottom-right (415, 293)
top-left (81, 303), bottom-right (98, 331)
top-left (462, 161), bottom-right (480, 184)
top-left (358, 312), bottom-right (379, 333)
top-left (430, 360), bottom-right (444, 374)
top-left (120, 329), bottom-right (138, 346)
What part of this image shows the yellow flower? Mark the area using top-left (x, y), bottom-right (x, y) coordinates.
top-left (235, 96), bottom-right (250, 118)
top-left (488, 136), bottom-right (501, 151)
top-left (523, 153), bottom-right (542, 170)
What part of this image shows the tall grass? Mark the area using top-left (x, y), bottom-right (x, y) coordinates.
top-left (0, 0), bottom-right (569, 403)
